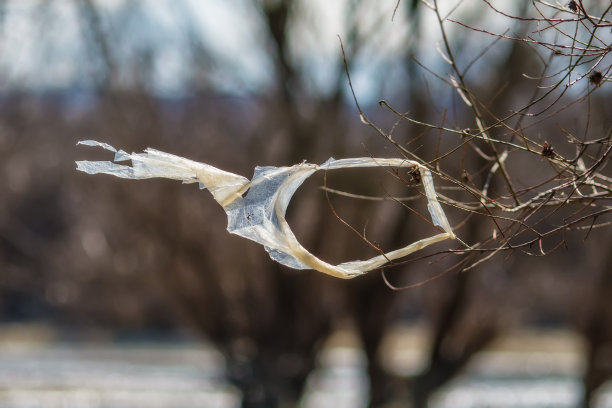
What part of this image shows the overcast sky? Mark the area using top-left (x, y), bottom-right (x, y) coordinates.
top-left (0, 1), bottom-right (542, 102)
top-left (0, 0), bottom-right (423, 99)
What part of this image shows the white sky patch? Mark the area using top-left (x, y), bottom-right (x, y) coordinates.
top-left (0, 0), bottom-right (415, 97)
top-left (287, 0), bottom-right (415, 99)
top-left (182, 0), bottom-right (274, 92)
top-left (290, 0), bottom-right (349, 58)
top-left (92, 0), bottom-right (124, 10)
top-left (0, 1), bottom-right (94, 90)
top-left (0, 0), bottom-right (516, 101)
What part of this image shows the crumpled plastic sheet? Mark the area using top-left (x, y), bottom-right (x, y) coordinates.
top-left (76, 140), bottom-right (455, 279)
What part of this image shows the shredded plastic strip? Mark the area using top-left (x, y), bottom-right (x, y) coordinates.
top-left (76, 141), bottom-right (455, 279)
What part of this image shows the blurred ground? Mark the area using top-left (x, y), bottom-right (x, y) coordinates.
top-left (1, 323), bottom-right (610, 408)
top-left (0, 324), bottom-right (238, 408)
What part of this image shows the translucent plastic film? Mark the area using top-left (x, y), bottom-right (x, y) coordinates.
top-left (76, 141), bottom-right (455, 279)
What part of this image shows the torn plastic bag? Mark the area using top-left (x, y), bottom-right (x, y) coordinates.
top-left (76, 140), bottom-right (455, 279)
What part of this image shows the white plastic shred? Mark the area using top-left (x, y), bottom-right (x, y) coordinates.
top-left (76, 141), bottom-right (455, 279)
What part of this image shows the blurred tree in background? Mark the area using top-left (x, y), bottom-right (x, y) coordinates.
top-left (0, 0), bottom-right (610, 407)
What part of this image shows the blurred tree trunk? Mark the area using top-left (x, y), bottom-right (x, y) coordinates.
top-left (581, 233), bottom-right (612, 408)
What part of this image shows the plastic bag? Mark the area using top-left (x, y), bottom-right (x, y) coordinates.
top-left (76, 140), bottom-right (455, 278)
